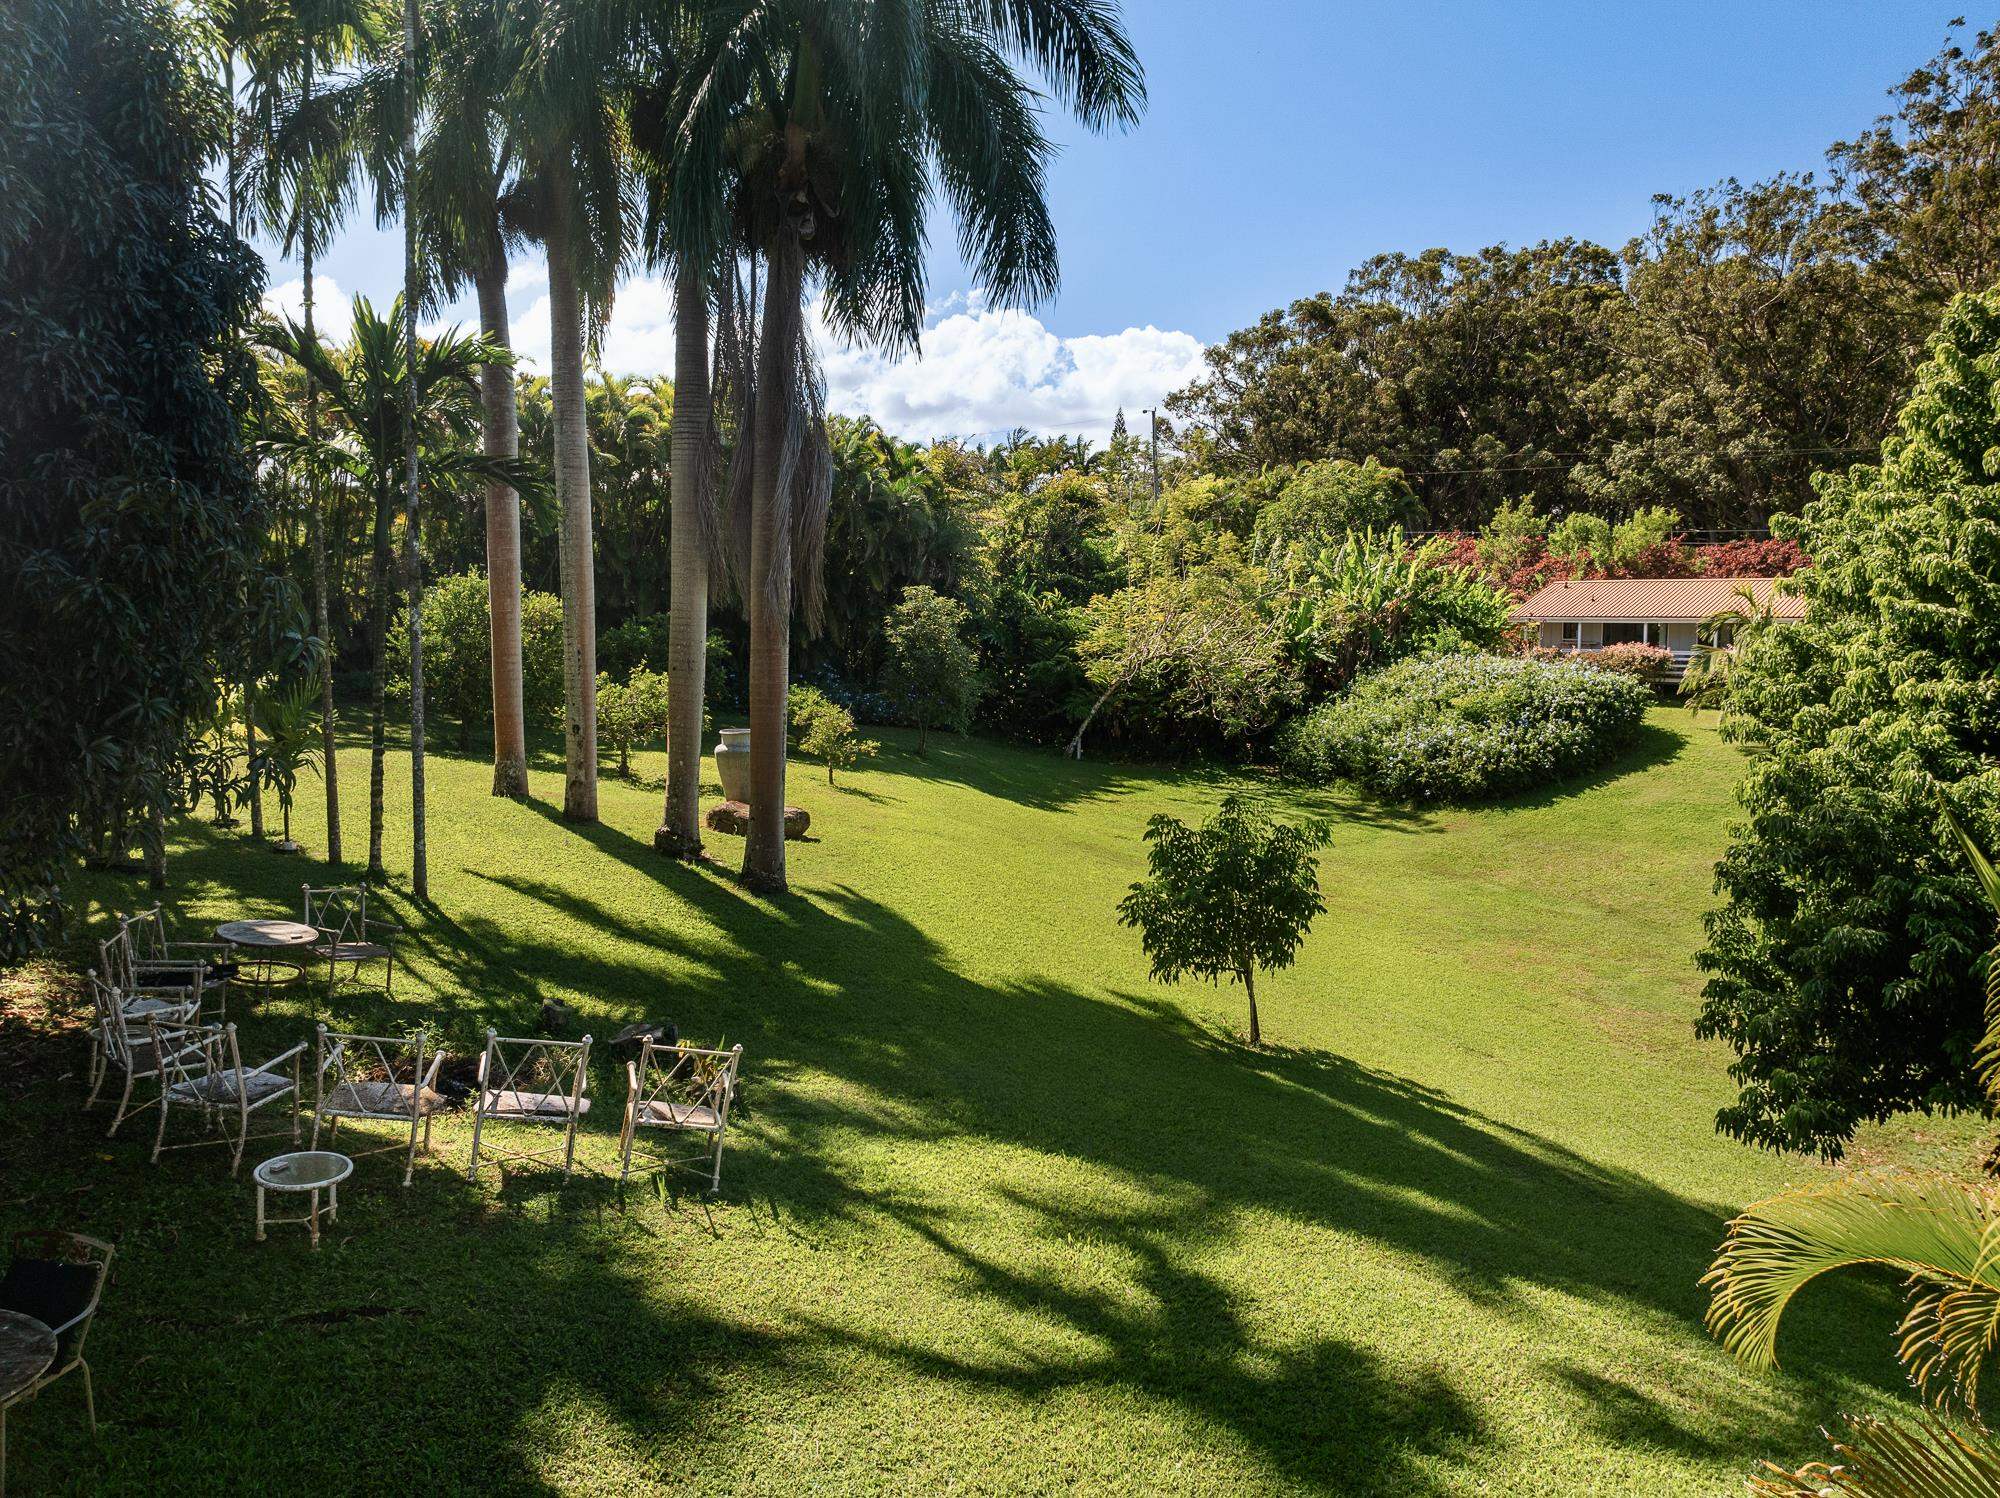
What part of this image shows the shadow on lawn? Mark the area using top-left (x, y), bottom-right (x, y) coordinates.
top-left (42, 784), bottom-right (1906, 1493)
top-left (452, 814), bottom-right (1906, 1491)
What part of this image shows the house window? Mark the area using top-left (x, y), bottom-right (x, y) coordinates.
top-left (1603, 622), bottom-right (1646, 646)
top-left (1559, 622), bottom-right (1579, 647)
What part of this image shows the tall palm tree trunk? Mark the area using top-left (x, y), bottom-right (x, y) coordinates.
top-left (303, 56), bottom-right (342, 865)
top-left (401, 0), bottom-right (428, 897)
top-left (741, 242), bottom-right (803, 894)
top-left (475, 238), bottom-right (529, 799)
top-left (547, 189), bottom-right (598, 823)
top-left (658, 260), bottom-right (710, 858)
top-left (367, 479), bottom-right (394, 880)
top-left (245, 688), bottom-right (264, 837)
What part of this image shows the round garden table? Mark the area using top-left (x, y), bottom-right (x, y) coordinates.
top-left (254, 1151), bottom-right (353, 1248)
top-left (216, 918), bottom-right (319, 988)
top-left (0, 1308), bottom-right (57, 1498)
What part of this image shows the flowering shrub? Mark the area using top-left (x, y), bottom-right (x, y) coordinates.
top-left (1530, 641), bottom-right (1674, 679)
top-left (1277, 653), bottom-right (1652, 802)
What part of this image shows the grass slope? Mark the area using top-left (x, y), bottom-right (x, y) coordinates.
top-left (0, 708), bottom-right (1960, 1493)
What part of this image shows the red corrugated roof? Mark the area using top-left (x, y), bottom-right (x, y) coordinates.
top-left (1509, 576), bottom-right (1806, 623)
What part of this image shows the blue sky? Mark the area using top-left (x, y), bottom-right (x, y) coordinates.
top-left (266, 1), bottom-right (1965, 443)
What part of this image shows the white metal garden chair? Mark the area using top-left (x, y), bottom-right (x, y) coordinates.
top-left (83, 974), bottom-right (204, 1137)
top-left (311, 1025), bottom-right (444, 1186)
top-left (466, 1029), bottom-right (592, 1181)
top-left (147, 1019), bottom-right (305, 1174)
top-left (303, 885), bottom-right (402, 1003)
top-left (618, 1040), bottom-right (742, 1194)
top-left (98, 926), bottom-right (213, 1024)
top-left (121, 906), bottom-right (238, 1017)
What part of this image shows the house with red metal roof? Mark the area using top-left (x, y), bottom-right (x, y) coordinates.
top-left (1509, 576), bottom-right (1806, 678)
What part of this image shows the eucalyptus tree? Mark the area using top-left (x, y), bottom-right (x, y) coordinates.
top-left (509, 0), bottom-right (634, 823)
top-left (258, 299), bottom-right (527, 879)
top-left (650, 0), bottom-right (1145, 892)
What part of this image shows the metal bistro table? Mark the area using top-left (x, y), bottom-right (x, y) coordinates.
top-left (254, 1151), bottom-right (353, 1248)
top-left (217, 918), bottom-right (320, 990)
top-left (0, 1309), bottom-right (56, 1498)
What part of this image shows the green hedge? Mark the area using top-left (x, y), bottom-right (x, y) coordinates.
top-left (1278, 653), bottom-right (1652, 803)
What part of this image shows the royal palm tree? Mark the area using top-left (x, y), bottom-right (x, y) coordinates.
top-left (1703, 805), bottom-right (2000, 1493)
top-left (508, 0), bottom-right (633, 823)
top-left (646, 0), bottom-right (1144, 892)
top-left (411, 0), bottom-right (536, 799)
top-left (254, 0), bottom-right (386, 867)
top-left (258, 298), bottom-right (528, 879)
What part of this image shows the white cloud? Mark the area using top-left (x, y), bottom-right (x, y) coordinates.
top-left (293, 266), bottom-right (1208, 446)
top-left (262, 275), bottom-right (354, 342)
top-left (514, 274), bottom-right (1205, 446)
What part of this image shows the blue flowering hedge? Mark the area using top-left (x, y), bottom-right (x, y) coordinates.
top-left (1278, 653), bottom-right (1652, 803)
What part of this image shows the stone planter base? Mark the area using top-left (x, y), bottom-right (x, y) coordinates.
top-left (704, 801), bottom-right (811, 840)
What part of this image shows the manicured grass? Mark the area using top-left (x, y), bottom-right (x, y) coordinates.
top-left (0, 707), bottom-right (1969, 1492)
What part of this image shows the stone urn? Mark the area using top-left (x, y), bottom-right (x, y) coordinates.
top-left (714, 727), bottom-right (752, 803)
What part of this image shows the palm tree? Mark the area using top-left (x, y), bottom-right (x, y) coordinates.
top-left (1703, 804), bottom-right (2000, 1492)
top-left (254, 0), bottom-right (385, 868)
top-left (411, 0), bottom-right (535, 799)
top-left (248, 675), bottom-right (326, 853)
top-left (1680, 582), bottom-right (1778, 716)
top-left (257, 298), bottom-right (527, 880)
top-left (509, 0), bottom-right (633, 824)
top-left (646, 0), bottom-right (1145, 893)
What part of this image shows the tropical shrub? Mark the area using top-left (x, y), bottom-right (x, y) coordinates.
top-left (596, 668), bottom-right (675, 777)
top-left (1279, 653), bottom-right (1651, 802)
top-left (1474, 496), bottom-right (1547, 580)
top-left (1248, 458), bottom-right (1421, 564)
top-left (883, 586), bottom-right (983, 754)
top-left (390, 572), bottom-right (565, 742)
top-left (1117, 795), bottom-right (1331, 1046)
top-left (1276, 528), bottom-right (1515, 696)
top-left (1695, 288), bottom-right (2000, 1157)
top-left (599, 614), bottom-right (671, 681)
top-left (1070, 560), bottom-right (1295, 758)
top-left (1575, 642), bottom-right (1673, 679)
top-left (971, 583), bottom-right (1092, 744)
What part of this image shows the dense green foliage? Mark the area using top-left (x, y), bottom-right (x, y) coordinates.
top-left (389, 572), bottom-right (566, 742)
top-left (0, 0), bottom-right (270, 951)
top-left (1167, 25), bottom-right (2000, 531)
top-left (1275, 528), bottom-right (1515, 696)
top-left (883, 587), bottom-right (983, 753)
top-left (1117, 795), bottom-right (1330, 1045)
top-left (1695, 287), bottom-right (2000, 1158)
top-left (1280, 654), bottom-right (1653, 803)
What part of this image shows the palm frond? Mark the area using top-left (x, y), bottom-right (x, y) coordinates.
top-left (1704, 1170), bottom-right (2000, 1390)
top-left (1748, 1410), bottom-right (2000, 1498)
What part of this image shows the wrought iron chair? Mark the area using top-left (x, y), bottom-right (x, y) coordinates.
top-left (147, 1019), bottom-right (304, 1175)
top-left (618, 1040), bottom-right (742, 1194)
top-left (467, 1029), bottom-right (592, 1181)
top-left (120, 906), bottom-right (238, 1018)
top-left (0, 1231), bottom-right (112, 1481)
top-left (82, 969), bottom-right (197, 1108)
top-left (311, 1026), bottom-right (444, 1186)
top-left (83, 975), bottom-right (204, 1137)
top-left (303, 885), bottom-right (401, 1004)
top-left (97, 929), bottom-right (211, 1026)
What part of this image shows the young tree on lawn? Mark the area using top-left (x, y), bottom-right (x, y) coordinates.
top-left (798, 701), bottom-right (876, 786)
top-left (1117, 796), bottom-right (1330, 1046)
top-left (883, 587), bottom-right (981, 755)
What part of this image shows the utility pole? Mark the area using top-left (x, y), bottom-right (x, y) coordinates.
top-left (1143, 405), bottom-right (1161, 511)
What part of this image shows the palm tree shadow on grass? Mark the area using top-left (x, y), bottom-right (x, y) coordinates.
top-left (457, 811), bottom-right (1915, 1482)
top-left (59, 801), bottom-right (1917, 1491)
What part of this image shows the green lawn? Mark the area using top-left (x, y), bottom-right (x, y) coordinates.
top-left (0, 707), bottom-right (1974, 1493)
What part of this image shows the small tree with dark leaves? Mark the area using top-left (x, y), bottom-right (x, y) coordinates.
top-left (1117, 796), bottom-right (1331, 1046)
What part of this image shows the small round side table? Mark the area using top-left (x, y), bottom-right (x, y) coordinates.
top-left (216, 919), bottom-right (320, 989)
top-left (253, 1151), bottom-right (353, 1248)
